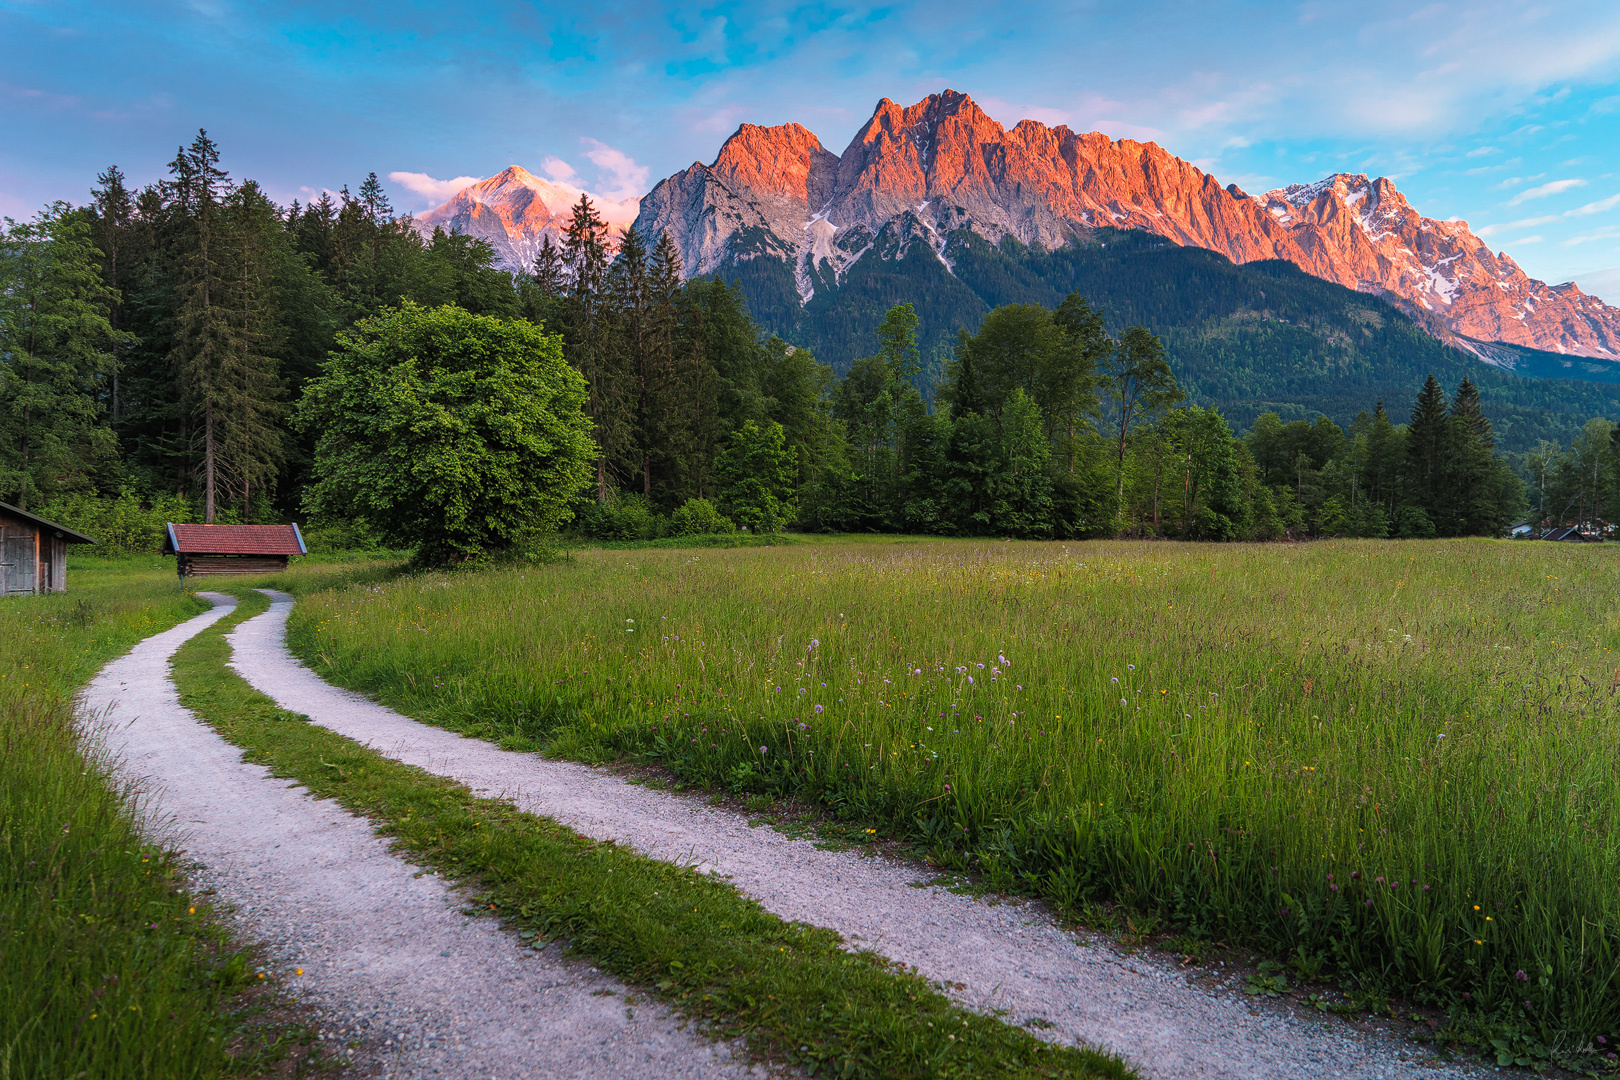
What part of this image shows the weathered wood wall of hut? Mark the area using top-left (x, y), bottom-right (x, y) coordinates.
top-left (179, 555), bottom-right (291, 577)
top-left (1, 514), bottom-right (40, 596)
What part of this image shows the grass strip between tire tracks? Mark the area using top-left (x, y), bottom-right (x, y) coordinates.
top-left (173, 588), bottom-right (1134, 1080)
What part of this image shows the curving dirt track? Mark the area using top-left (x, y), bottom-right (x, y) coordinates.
top-left (79, 593), bottom-right (759, 1080)
top-left (226, 589), bottom-right (1488, 1080)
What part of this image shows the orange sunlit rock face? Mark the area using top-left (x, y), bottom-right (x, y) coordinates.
top-left (413, 166), bottom-right (637, 270)
top-left (632, 91), bottom-right (1620, 358)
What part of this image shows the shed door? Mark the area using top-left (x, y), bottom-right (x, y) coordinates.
top-left (1, 526), bottom-right (37, 595)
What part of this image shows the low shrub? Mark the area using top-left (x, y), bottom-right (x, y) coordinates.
top-left (577, 493), bottom-right (668, 541)
top-left (669, 497), bottom-right (734, 537)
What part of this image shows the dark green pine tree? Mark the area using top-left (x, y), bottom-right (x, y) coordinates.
top-left (0, 206), bottom-right (127, 509)
top-left (88, 166), bottom-right (137, 425)
top-left (1404, 373), bottom-right (1448, 523)
top-left (1444, 378), bottom-right (1498, 535)
top-left (165, 129), bottom-right (236, 522)
top-left (216, 180), bottom-right (287, 519)
top-left (610, 227), bottom-right (658, 496)
top-left (1360, 399), bottom-right (1404, 512)
top-left (561, 195), bottom-right (626, 500)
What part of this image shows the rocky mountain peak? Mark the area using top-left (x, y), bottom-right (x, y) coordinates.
top-left (631, 93), bottom-right (1620, 358)
top-left (413, 91), bottom-right (1620, 359)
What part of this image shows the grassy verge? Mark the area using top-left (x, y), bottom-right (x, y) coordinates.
top-left (277, 538), bottom-right (1620, 1071)
top-left (1, 556), bottom-right (320, 1079)
top-left (173, 587), bottom-right (1131, 1080)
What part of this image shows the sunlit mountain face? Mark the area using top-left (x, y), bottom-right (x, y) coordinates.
top-left (420, 91), bottom-right (1620, 363)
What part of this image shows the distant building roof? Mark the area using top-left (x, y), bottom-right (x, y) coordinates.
top-left (1540, 526), bottom-right (1598, 542)
top-left (163, 523), bottom-right (306, 556)
top-left (0, 501), bottom-right (96, 544)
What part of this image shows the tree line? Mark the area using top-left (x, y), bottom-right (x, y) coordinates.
top-left (0, 131), bottom-right (1563, 556)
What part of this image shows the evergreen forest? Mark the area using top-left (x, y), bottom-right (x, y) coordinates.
top-left (4, 131), bottom-right (1616, 557)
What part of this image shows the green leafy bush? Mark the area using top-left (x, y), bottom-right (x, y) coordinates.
top-left (578, 493), bottom-right (668, 541)
top-left (669, 497), bottom-right (733, 536)
top-left (36, 489), bottom-right (195, 555)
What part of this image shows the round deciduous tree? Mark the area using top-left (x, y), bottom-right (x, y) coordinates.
top-left (298, 302), bottom-right (595, 565)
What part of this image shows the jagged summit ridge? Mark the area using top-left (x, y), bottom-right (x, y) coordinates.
top-left (632, 91), bottom-right (1620, 359)
top-left (413, 165), bottom-right (637, 269)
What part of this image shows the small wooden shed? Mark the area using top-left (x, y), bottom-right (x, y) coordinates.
top-left (1, 501), bottom-right (96, 595)
top-left (163, 523), bottom-right (307, 578)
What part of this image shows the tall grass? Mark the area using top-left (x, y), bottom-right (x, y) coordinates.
top-left (284, 539), bottom-right (1620, 1061)
top-left (0, 556), bottom-right (302, 1078)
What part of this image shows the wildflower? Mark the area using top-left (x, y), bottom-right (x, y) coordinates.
top-left (814, 704), bottom-right (823, 713)
top-left (1516, 970), bottom-right (1528, 981)
top-left (1121, 699), bottom-right (1128, 705)
top-left (759, 746), bottom-right (769, 754)
top-left (1111, 677), bottom-right (1119, 684)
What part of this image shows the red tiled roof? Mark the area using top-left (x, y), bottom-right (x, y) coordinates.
top-left (166, 523), bottom-right (306, 555)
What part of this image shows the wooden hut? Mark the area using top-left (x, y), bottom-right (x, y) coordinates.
top-left (1, 501), bottom-right (96, 595)
top-left (163, 523), bottom-right (307, 578)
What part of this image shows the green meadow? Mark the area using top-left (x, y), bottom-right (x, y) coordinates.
top-left (282, 537), bottom-right (1620, 1058)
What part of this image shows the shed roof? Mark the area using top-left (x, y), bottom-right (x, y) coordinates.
top-left (0, 501), bottom-right (97, 544)
top-left (164, 523), bottom-right (306, 555)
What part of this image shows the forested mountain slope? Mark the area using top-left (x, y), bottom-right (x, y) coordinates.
top-left (711, 224), bottom-right (1620, 452)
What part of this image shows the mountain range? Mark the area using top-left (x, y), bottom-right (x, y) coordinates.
top-left (411, 90), bottom-right (1620, 419)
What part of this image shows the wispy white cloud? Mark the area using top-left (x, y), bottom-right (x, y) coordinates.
top-left (1477, 214), bottom-right (1560, 236)
top-left (541, 156), bottom-right (578, 182)
top-left (1465, 146), bottom-right (1500, 158)
top-left (581, 138), bottom-right (649, 201)
top-left (1574, 266), bottom-right (1620, 301)
top-left (1570, 192), bottom-right (1620, 215)
top-left (388, 171), bottom-right (482, 205)
top-left (1507, 177), bottom-right (1587, 205)
top-left (1515, 234), bottom-right (1545, 244)
top-left (1563, 224), bottom-right (1620, 245)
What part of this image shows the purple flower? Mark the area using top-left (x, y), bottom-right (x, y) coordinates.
top-left (1516, 970), bottom-right (1528, 981)
top-left (759, 746), bottom-right (769, 754)
top-left (814, 704), bottom-right (823, 713)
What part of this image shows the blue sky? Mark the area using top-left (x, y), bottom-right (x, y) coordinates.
top-left (4, 1), bottom-right (1619, 299)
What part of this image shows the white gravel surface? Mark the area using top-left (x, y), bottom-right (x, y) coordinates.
top-left (228, 589), bottom-right (1498, 1080)
top-left (79, 594), bottom-right (759, 1080)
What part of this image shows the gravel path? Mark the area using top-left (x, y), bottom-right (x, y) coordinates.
top-left (79, 594), bottom-right (758, 1080)
top-left (230, 589), bottom-right (1494, 1080)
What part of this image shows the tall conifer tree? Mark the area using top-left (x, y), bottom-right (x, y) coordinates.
top-left (165, 130), bottom-right (235, 522)
top-left (1405, 373), bottom-right (1447, 520)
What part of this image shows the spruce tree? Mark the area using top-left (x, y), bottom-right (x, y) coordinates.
top-left (1405, 373), bottom-right (1447, 521)
top-left (0, 206), bottom-right (126, 508)
top-left (561, 195), bottom-right (625, 500)
top-left (1444, 378), bottom-right (1496, 535)
top-left (89, 166), bottom-right (136, 424)
top-left (217, 181), bottom-right (287, 518)
top-left (165, 130), bottom-right (235, 522)
top-left (1361, 399), bottom-right (1404, 512)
